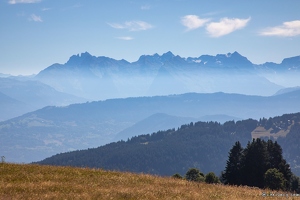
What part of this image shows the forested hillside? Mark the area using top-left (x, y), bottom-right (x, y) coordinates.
top-left (3, 90), bottom-right (300, 163)
top-left (37, 118), bottom-right (254, 176)
top-left (38, 112), bottom-right (300, 177)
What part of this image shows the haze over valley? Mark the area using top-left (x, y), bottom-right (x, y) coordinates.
top-left (0, 51), bottom-right (300, 166)
top-left (1, 1), bottom-right (300, 191)
top-left (1, 50), bottom-right (300, 122)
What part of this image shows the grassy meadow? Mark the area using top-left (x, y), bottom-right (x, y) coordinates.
top-left (0, 163), bottom-right (298, 199)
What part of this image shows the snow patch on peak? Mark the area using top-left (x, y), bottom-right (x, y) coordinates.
top-left (226, 53), bottom-right (232, 57)
top-left (193, 59), bottom-right (201, 63)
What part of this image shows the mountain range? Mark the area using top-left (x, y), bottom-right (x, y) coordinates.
top-left (0, 77), bottom-right (86, 121)
top-left (1, 51), bottom-right (300, 168)
top-left (2, 51), bottom-right (300, 121)
top-left (113, 113), bottom-right (241, 142)
top-left (34, 51), bottom-right (300, 100)
top-left (2, 90), bottom-right (300, 163)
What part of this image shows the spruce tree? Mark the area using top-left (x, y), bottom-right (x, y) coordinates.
top-left (240, 139), bottom-right (268, 188)
top-left (224, 139), bottom-right (293, 190)
top-left (222, 141), bottom-right (243, 185)
top-left (267, 140), bottom-right (292, 190)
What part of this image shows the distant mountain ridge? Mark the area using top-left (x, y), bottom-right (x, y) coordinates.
top-left (33, 51), bottom-right (300, 99)
top-left (114, 113), bottom-right (241, 142)
top-left (0, 77), bottom-right (86, 121)
top-left (43, 51), bottom-right (300, 70)
top-left (2, 51), bottom-right (300, 165)
top-left (2, 90), bottom-right (300, 163)
top-left (0, 91), bottom-right (32, 121)
top-left (258, 55), bottom-right (300, 72)
top-left (37, 51), bottom-right (300, 73)
top-left (273, 86), bottom-right (300, 96)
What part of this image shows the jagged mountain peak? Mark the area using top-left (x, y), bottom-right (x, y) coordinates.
top-left (64, 51), bottom-right (251, 67)
top-left (216, 51), bottom-right (243, 59)
top-left (66, 51), bottom-right (96, 66)
top-left (161, 51), bottom-right (175, 58)
top-left (80, 51), bottom-right (92, 57)
top-left (231, 51), bottom-right (241, 56)
top-left (260, 55), bottom-right (300, 71)
top-left (281, 55), bottom-right (300, 67)
top-left (160, 51), bottom-right (178, 63)
top-left (37, 51), bottom-right (300, 80)
top-left (215, 51), bottom-right (253, 67)
top-left (135, 51), bottom-right (178, 66)
top-left (65, 52), bottom-right (129, 68)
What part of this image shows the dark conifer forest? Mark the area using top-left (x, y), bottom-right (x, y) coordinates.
top-left (38, 112), bottom-right (300, 185)
top-left (37, 119), bottom-right (256, 175)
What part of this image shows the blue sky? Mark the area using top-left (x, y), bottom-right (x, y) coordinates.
top-left (1, 0), bottom-right (300, 75)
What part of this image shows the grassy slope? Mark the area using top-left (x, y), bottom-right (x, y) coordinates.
top-left (0, 163), bottom-right (295, 200)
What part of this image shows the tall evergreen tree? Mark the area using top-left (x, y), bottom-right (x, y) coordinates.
top-left (222, 141), bottom-right (243, 185)
top-left (223, 139), bottom-right (292, 190)
top-left (267, 140), bottom-right (292, 190)
top-left (266, 140), bottom-right (282, 169)
top-left (278, 159), bottom-right (292, 190)
top-left (240, 139), bottom-right (268, 188)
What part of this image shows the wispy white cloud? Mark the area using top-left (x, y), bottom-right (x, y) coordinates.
top-left (116, 36), bottom-right (134, 40)
top-left (108, 21), bottom-right (153, 31)
top-left (206, 17), bottom-right (251, 37)
top-left (8, 0), bottom-right (41, 4)
top-left (29, 14), bottom-right (42, 22)
top-left (181, 15), bottom-right (210, 31)
top-left (108, 23), bottom-right (124, 29)
top-left (260, 20), bottom-right (300, 37)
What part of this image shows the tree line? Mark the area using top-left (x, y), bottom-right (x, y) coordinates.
top-left (177, 139), bottom-right (300, 192)
top-left (37, 112), bottom-right (300, 192)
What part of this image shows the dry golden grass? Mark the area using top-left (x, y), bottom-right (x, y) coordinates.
top-left (251, 126), bottom-right (291, 140)
top-left (251, 121), bottom-right (296, 140)
top-left (0, 163), bottom-right (299, 199)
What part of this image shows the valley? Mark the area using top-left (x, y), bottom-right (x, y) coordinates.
top-left (3, 1), bottom-right (300, 197)
top-left (1, 51), bottom-right (300, 178)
